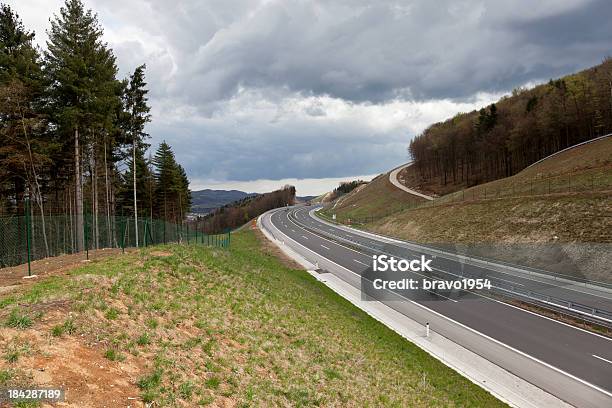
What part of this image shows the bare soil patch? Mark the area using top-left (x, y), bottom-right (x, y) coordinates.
top-left (0, 248), bottom-right (134, 288)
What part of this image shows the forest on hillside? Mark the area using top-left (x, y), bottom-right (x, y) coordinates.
top-left (0, 1), bottom-right (190, 252)
top-left (199, 186), bottom-right (295, 233)
top-left (409, 58), bottom-right (612, 187)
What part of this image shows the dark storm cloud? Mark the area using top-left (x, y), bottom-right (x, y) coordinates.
top-left (11, 0), bottom-right (611, 190)
top-left (173, 0), bottom-right (612, 104)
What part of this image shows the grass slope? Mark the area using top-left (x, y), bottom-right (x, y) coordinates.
top-left (322, 173), bottom-right (427, 221)
top-left (0, 231), bottom-right (504, 407)
top-left (324, 137), bottom-right (611, 239)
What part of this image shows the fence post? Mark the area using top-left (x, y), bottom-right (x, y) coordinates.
top-left (121, 219), bottom-right (127, 254)
top-left (25, 196), bottom-right (32, 276)
top-left (143, 221), bottom-right (148, 247)
top-left (85, 213), bottom-right (89, 260)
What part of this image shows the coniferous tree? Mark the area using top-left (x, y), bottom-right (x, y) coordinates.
top-left (122, 64), bottom-right (151, 247)
top-left (117, 147), bottom-right (152, 217)
top-left (0, 4), bottom-right (55, 254)
top-left (152, 141), bottom-right (190, 223)
top-left (44, 0), bottom-right (118, 250)
top-left (0, 4), bottom-right (45, 211)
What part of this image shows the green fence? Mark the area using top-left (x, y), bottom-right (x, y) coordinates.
top-left (0, 204), bottom-right (230, 274)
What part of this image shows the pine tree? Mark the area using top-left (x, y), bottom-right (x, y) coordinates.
top-left (122, 64), bottom-right (151, 247)
top-left (152, 141), bottom-right (178, 222)
top-left (151, 142), bottom-right (190, 223)
top-left (0, 4), bottom-right (44, 209)
top-left (0, 3), bottom-right (54, 253)
top-left (44, 0), bottom-right (118, 250)
top-left (117, 147), bottom-right (152, 217)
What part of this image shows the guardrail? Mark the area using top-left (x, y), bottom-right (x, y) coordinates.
top-left (316, 210), bottom-right (612, 291)
top-left (289, 210), bottom-right (612, 328)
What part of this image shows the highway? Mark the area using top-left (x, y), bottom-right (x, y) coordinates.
top-left (261, 205), bottom-right (612, 408)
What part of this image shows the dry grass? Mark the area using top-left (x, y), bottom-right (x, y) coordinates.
top-left (0, 231), bottom-right (505, 407)
top-left (323, 173), bottom-right (427, 221)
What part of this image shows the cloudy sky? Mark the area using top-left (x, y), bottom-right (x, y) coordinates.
top-left (8, 0), bottom-right (612, 195)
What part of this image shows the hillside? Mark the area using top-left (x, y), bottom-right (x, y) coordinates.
top-left (0, 231), bottom-right (503, 407)
top-left (321, 173), bottom-right (427, 222)
top-left (320, 137), bottom-right (612, 282)
top-left (191, 189), bottom-right (258, 214)
top-left (406, 58), bottom-right (612, 196)
top-left (201, 186), bottom-right (295, 233)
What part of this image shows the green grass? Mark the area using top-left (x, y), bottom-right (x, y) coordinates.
top-left (51, 318), bottom-right (76, 337)
top-left (0, 230), bottom-right (506, 407)
top-left (6, 309), bottom-right (32, 329)
top-left (104, 348), bottom-right (124, 362)
top-left (136, 332), bottom-right (151, 346)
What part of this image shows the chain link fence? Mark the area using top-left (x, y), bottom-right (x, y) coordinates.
top-left (0, 201), bottom-right (230, 273)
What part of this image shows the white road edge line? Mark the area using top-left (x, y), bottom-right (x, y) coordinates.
top-left (307, 207), bottom-right (612, 300)
top-left (268, 209), bottom-right (612, 399)
top-left (286, 210), bottom-right (458, 303)
top-left (592, 354), bottom-right (612, 365)
top-left (304, 207), bottom-right (612, 342)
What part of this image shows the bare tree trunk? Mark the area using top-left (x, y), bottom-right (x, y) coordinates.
top-left (94, 161), bottom-right (99, 249)
top-left (19, 111), bottom-right (49, 256)
top-left (68, 187), bottom-right (74, 252)
top-left (133, 139), bottom-right (139, 247)
top-left (75, 126), bottom-right (84, 251)
top-left (92, 140), bottom-right (99, 250)
top-left (104, 140), bottom-right (111, 247)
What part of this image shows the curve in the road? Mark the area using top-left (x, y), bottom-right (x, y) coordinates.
top-left (388, 163), bottom-right (434, 200)
top-left (261, 205), bottom-right (612, 408)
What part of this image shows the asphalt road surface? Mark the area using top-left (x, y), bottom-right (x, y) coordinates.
top-left (262, 205), bottom-right (612, 408)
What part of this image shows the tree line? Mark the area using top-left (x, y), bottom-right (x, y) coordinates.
top-left (0, 0), bottom-right (190, 252)
top-left (334, 180), bottom-right (366, 195)
top-left (199, 186), bottom-right (295, 233)
top-left (409, 58), bottom-right (612, 187)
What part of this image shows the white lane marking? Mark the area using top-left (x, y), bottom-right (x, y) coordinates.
top-left (353, 259), bottom-right (369, 266)
top-left (320, 244), bottom-right (330, 250)
top-left (306, 208), bottom-right (612, 301)
top-left (592, 354), bottom-right (612, 365)
top-left (301, 208), bottom-right (612, 342)
top-left (302, 235), bottom-right (309, 240)
top-left (291, 229), bottom-right (296, 232)
top-left (265, 210), bottom-right (612, 398)
top-left (286, 212), bottom-right (458, 303)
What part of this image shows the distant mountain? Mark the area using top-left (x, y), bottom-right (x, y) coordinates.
top-left (296, 195), bottom-right (317, 203)
top-left (191, 189), bottom-right (258, 214)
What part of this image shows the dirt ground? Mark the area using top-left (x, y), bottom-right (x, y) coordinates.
top-left (0, 315), bottom-right (145, 408)
top-left (0, 248), bottom-right (135, 289)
